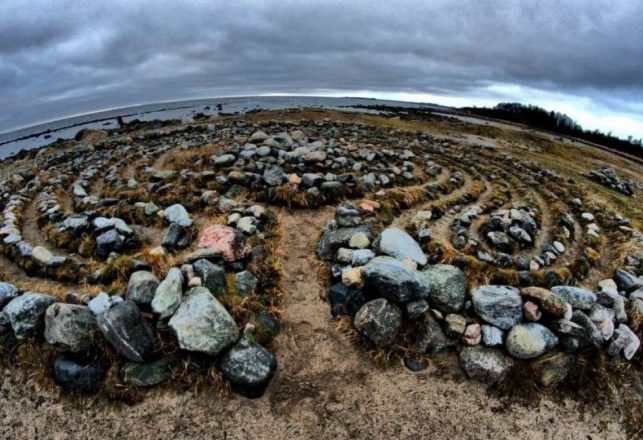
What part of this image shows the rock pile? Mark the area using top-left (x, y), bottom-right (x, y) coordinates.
top-left (320, 204), bottom-right (641, 386)
top-left (587, 167), bottom-right (637, 196)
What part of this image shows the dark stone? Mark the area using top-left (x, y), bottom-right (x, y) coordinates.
top-left (316, 225), bottom-right (375, 261)
top-left (120, 357), bottom-right (174, 387)
top-left (96, 229), bottom-right (125, 258)
top-left (96, 301), bottom-right (155, 363)
top-left (161, 222), bottom-right (186, 250)
top-left (328, 282), bottom-right (366, 317)
top-left (193, 259), bottom-right (226, 295)
top-left (362, 256), bottom-right (431, 303)
top-left (53, 355), bottom-right (109, 393)
top-left (217, 336), bottom-right (277, 398)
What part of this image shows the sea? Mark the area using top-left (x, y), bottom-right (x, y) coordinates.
top-left (0, 96), bottom-right (449, 160)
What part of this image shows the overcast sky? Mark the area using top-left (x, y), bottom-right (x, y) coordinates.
top-left (1, 0), bottom-right (642, 139)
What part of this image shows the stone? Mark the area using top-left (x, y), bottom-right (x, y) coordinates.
top-left (373, 227), bottom-right (427, 266)
top-left (336, 204), bottom-right (362, 227)
top-left (444, 313), bottom-right (467, 337)
top-left (463, 323), bottom-right (482, 345)
top-left (0, 282), bottom-right (18, 309)
top-left (487, 231), bottom-right (511, 251)
top-left (250, 130), bottom-right (269, 142)
top-left (362, 256), bottom-right (431, 303)
top-left (192, 259), bottom-right (226, 295)
top-left (328, 283), bottom-right (366, 317)
top-left (217, 336), bottom-right (277, 398)
top-left (520, 287), bottom-right (567, 317)
top-left (214, 153), bottom-right (236, 165)
top-left (96, 301), bottom-right (155, 363)
top-left (88, 292), bottom-right (112, 316)
top-left (351, 249), bottom-right (375, 266)
top-left (550, 286), bottom-right (597, 310)
top-left (505, 323), bottom-right (558, 359)
top-left (152, 268), bottom-right (183, 319)
top-left (198, 225), bottom-right (252, 262)
top-left (342, 266), bottom-right (364, 288)
top-left (471, 285), bottom-right (523, 330)
top-left (121, 357), bottom-right (174, 387)
top-left (126, 271), bottom-right (159, 306)
top-left (96, 229), bottom-right (125, 257)
top-left (263, 165), bottom-right (284, 186)
top-left (316, 225), bottom-right (375, 261)
top-left (353, 298), bottom-right (402, 347)
top-left (4, 292), bottom-right (56, 339)
top-left (523, 301), bottom-right (541, 321)
top-left (161, 222), bottom-right (186, 250)
top-left (235, 270), bottom-right (258, 295)
top-left (32, 246), bottom-right (54, 266)
top-left (607, 324), bottom-right (640, 360)
top-left (169, 287), bottom-right (239, 356)
top-left (349, 232), bottom-right (370, 249)
top-left (250, 310), bottom-right (281, 344)
top-left (532, 352), bottom-right (575, 387)
top-left (422, 264), bottom-right (467, 314)
top-left (53, 355), bottom-right (108, 393)
top-left (416, 313), bottom-right (455, 354)
top-left (404, 299), bottom-right (430, 320)
top-left (459, 346), bottom-right (512, 385)
top-left (164, 204), bottom-right (193, 228)
top-left (481, 325), bottom-right (503, 347)
top-left (44, 303), bottom-right (96, 352)
top-left (614, 269), bottom-right (642, 293)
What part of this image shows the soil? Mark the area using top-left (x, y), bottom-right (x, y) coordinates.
top-left (0, 207), bottom-right (628, 439)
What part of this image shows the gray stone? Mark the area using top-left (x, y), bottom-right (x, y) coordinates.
top-left (404, 299), bottom-right (430, 320)
top-left (459, 346), bottom-right (512, 385)
top-left (168, 287), bottom-right (239, 355)
top-left (362, 256), bottom-right (431, 303)
top-left (96, 301), bottom-right (155, 362)
top-left (4, 292), bottom-right (56, 339)
top-left (352, 249), bottom-right (375, 266)
top-left (353, 298), bottom-right (402, 347)
top-left (44, 303), bottom-right (96, 352)
top-left (416, 313), bottom-right (455, 354)
top-left (152, 268), bottom-right (184, 319)
top-left (481, 325), bottom-right (504, 347)
top-left (505, 323), bottom-right (558, 359)
top-left (263, 165), bottom-right (284, 186)
top-left (192, 259), bottom-right (226, 295)
top-left (164, 204), bottom-right (193, 228)
top-left (126, 271), bottom-right (159, 306)
top-left (32, 246), bottom-right (54, 266)
top-left (121, 357), bottom-right (174, 387)
top-left (96, 229), bottom-right (125, 257)
top-left (316, 225), bottom-right (375, 261)
top-left (472, 285), bottom-right (523, 330)
top-left (422, 264), bottom-right (467, 313)
top-left (374, 227), bottom-right (427, 266)
top-left (550, 286), bottom-right (597, 310)
top-left (0, 282), bottom-right (18, 309)
top-left (217, 336), bottom-right (277, 398)
top-left (235, 270), bottom-right (258, 295)
top-left (607, 324), bottom-right (640, 360)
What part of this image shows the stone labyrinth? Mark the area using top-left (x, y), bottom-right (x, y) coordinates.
top-left (0, 114), bottom-right (641, 399)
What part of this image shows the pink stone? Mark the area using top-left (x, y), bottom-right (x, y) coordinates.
top-left (198, 225), bottom-right (252, 262)
top-left (523, 301), bottom-right (542, 322)
top-left (463, 323), bottom-right (481, 345)
top-left (288, 174), bottom-right (302, 185)
top-left (359, 200), bottom-right (380, 213)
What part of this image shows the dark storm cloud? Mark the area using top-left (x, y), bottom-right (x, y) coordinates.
top-left (1, 0), bottom-right (642, 135)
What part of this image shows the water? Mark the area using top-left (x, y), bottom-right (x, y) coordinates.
top-left (0, 96), bottom-right (448, 160)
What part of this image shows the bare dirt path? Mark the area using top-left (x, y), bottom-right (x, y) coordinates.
top-left (0, 207), bottom-right (628, 439)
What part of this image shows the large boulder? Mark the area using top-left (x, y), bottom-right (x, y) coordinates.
top-left (459, 346), bottom-right (513, 385)
top-left (217, 336), bottom-right (277, 398)
top-left (422, 264), bottom-right (467, 313)
top-left (471, 285), bottom-right (523, 330)
top-left (550, 286), bottom-right (597, 310)
top-left (4, 292), bottom-right (56, 339)
top-left (353, 298), bottom-right (402, 347)
top-left (44, 303), bottom-right (96, 352)
top-left (505, 323), bottom-right (558, 359)
top-left (96, 301), bottom-right (155, 362)
top-left (192, 259), bottom-right (226, 295)
top-left (151, 268), bottom-right (183, 319)
top-left (373, 227), bottom-right (427, 266)
top-left (198, 225), bottom-right (252, 262)
top-left (362, 256), bottom-right (431, 303)
top-left (316, 225), bottom-right (375, 261)
top-left (168, 287), bottom-right (239, 355)
top-left (53, 355), bottom-right (109, 393)
top-left (126, 271), bottom-right (159, 306)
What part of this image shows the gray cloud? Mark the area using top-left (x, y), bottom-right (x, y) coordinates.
top-left (1, 0), bottom-right (642, 136)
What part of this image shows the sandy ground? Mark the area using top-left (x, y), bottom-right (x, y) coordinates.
top-left (0, 207), bottom-right (628, 440)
